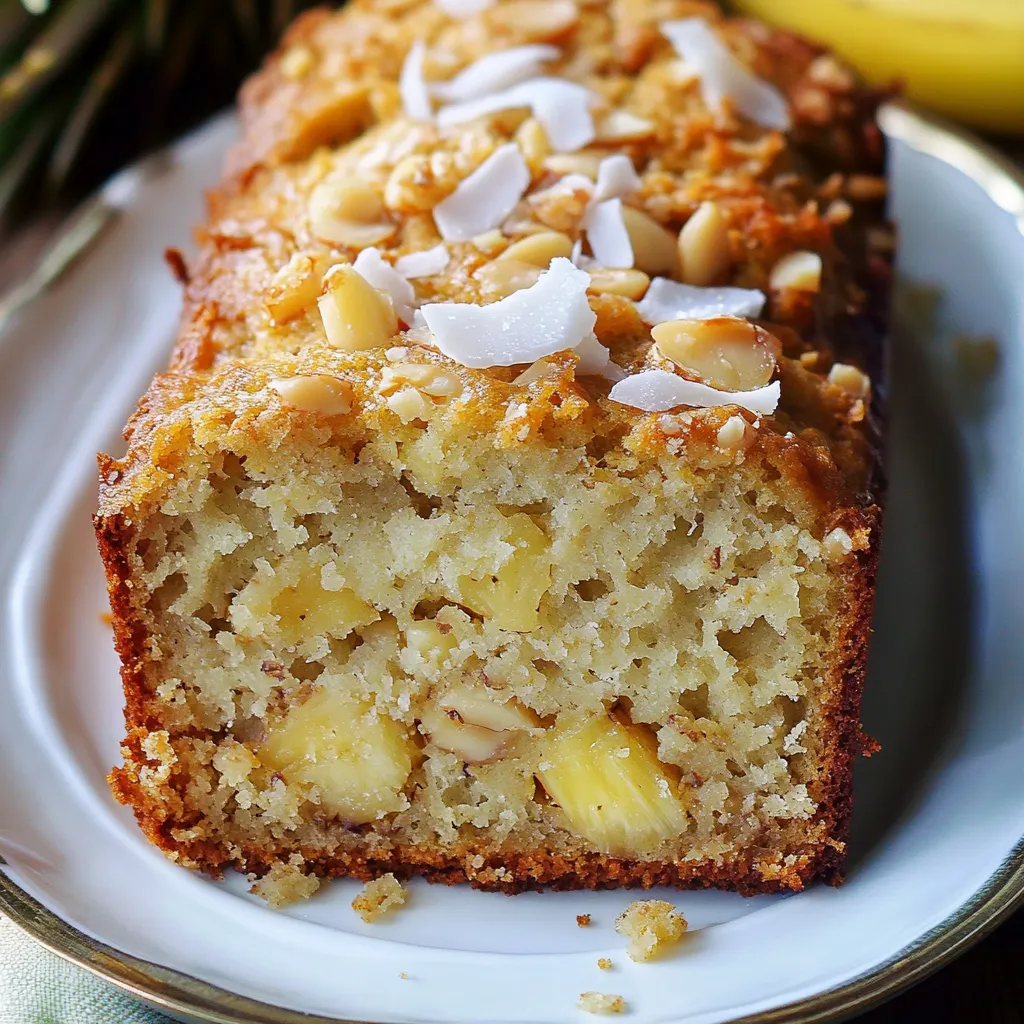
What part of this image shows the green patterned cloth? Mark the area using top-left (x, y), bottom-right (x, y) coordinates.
top-left (0, 916), bottom-right (171, 1024)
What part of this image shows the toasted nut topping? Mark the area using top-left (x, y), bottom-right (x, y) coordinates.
top-left (807, 54), bottom-right (855, 92)
top-left (386, 386), bottom-right (433, 423)
top-left (529, 179), bottom-right (593, 231)
top-left (471, 228), bottom-right (508, 253)
top-left (825, 199), bottom-right (853, 225)
top-left (587, 267), bottom-right (650, 299)
top-left (622, 206), bottom-right (681, 277)
top-left (515, 117), bottom-right (551, 177)
top-left (716, 414), bottom-right (751, 450)
top-left (264, 252), bottom-right (330, 323)
top-left (309, 180), bottom-right (397, 248)
top-left (318, 265), bottom-right (398, 350)
top-left (380, 362), bottom-right (463, 399)
top-left (770, 250), bottom-right (822, 292)
top-left (651, 316), bottom-right (779, 391)
top-left (846, 174), bottom-right (888, 201)
top-left (488, 0), bottom-right (579, 42)
top-left (280, 45), bottom-right (314, 80)
top-left (420, 372), bottom-right (463, 398)
top-left (595, 110), bottom-right (656, 143)
top-left (678, 201), bottom-right (731, 286)
top-left (543, 152), bottom-right (605, 180)
top-left (827, 362), bottom-right (871, 399)
top-left (270, 375), bottom-right (353, 416)
top-left (473, 258), bottom-right (544, 298)
top-left (499, 231), bottom-right (573, 267)
top-left (514, 358), bottom-right (558, 385)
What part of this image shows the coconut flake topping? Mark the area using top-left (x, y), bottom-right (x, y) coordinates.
top-left (353, 248), bottom-right (418, 323)
top-left (576, 332), bottom-right (626, 380)
top-left (433, 143), bottom-right (530, 241)
top-left (661, 19), bottom-right (790, 131)
top-left (609, 369), bottom-right (779, 415)
top-left (437, 78), bottom-right (596, 152)
top-left (395, 244), bottom-right (450, 279)
top-left (432, 45), bottom-right (561, 102)
top-left (400, 40), bottom-right (433, 122)
top-left (434, 0), bottom-right (494, 16)
top-left (635, 277), bottom-right (766, 324)
top-left (583, 198), bottom-right (634, 269)
top-left (594, 154), bottom-right (642, 202)
top-left (421, 257), bottom-right (596, 367)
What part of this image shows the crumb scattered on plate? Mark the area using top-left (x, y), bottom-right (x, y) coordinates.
top-left (597, 957), bottom-right (613, 971)
top-left (352, 873), bottom-right (407, 922)
top-left (615, 899), bottom-right (687, 961)
top-left (249, 855), bottom-right (320, 908)
top-left (578, 991), bottom-right (626, 1015)
top-left (577, 913), bottom-right (592, 927)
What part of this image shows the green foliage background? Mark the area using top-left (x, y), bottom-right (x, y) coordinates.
top-left (0, 0), bottom-right (325, 222)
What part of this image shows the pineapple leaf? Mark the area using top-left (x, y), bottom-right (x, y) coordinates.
top-left (0, 0), bottom-right (119, 121)
top-left (48, 24), bottom-right (136, 188)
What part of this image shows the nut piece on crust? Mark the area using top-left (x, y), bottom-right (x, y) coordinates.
top-left (250, 856), bottom-right (321, 908)
top-left (578, 992), bottom-right (626, 1015)
top-left (352, 872), bottom-right (408, 922)
top-left (614, 900), bottom-right (687, 962)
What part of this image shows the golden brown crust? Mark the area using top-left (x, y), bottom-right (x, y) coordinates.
top-left (97, 0), bottom-right (891, 895)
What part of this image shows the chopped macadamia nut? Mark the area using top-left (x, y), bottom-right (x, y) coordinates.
top-left (280, 46), bottom-right (314, 80)
top-left (352, 873), bottom-right (407, 922)
top-left (621, 206), bottom-right (680, 277)
top-left (678, 201), bottom-right (731, 287)
top-left (770, 250), bottom-right (822, 293)
top-left (270, 374), bottom-right (353, 416)
top-left (652, 316), bottom-right (778, 392)
top-left (499, 231), bottom-right (574, 267)
top-left (264, 252), bottom-right (329, 323)
top-left (309, 180), bottom-right (397, 249)
top-left (828, 362), bottom-right (871, 399)
top-left (319, 265), bottom-right (398, 351)
top-left (615, 899), bottom-right (687, 961)
top-left (578, 992), bottom-right (626, 1015)
top-left (387, 386), bottom-right (434, 423)
top-left (587, 268), bottom-right (650, 300)
top-left (716, 414), bottom-right (750, 450)
top-left (488, 0), bottom-right (580, 44)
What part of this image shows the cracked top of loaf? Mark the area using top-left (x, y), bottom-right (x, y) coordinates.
top-left (99, 0), bottom-right (888, 528)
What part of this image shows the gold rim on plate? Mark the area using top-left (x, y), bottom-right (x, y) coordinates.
top-left (1, 102), bottom-right (1023, 1024)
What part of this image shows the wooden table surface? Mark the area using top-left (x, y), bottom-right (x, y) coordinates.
top-left (1, 149), bottom-right (1022, 1024)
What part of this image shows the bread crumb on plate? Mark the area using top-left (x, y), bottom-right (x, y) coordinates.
top-left (249, 856), bottom-right (320, 908)
top-left (578, 991), bottom-right (626, 1015)
top-left (615, 899), bottom-right (687, 961)
top-left (352, 872), bottom-right (407, 922)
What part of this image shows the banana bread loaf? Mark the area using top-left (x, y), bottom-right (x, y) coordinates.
top-left (97, 0), bottom-right (888, 901)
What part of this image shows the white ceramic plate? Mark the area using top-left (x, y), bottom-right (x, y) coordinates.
top-left (1, 105), bottom-right (1022, 1024)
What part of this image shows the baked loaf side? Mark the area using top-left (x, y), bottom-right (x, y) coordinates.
top-left (97, 0), bottom-right (888, 898)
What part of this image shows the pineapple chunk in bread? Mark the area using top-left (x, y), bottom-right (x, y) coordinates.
top-left (97, 0), bottom-right (887, 897)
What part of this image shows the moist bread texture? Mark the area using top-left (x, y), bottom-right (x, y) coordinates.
top-left (97, 0), bottom-right (888, 898)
